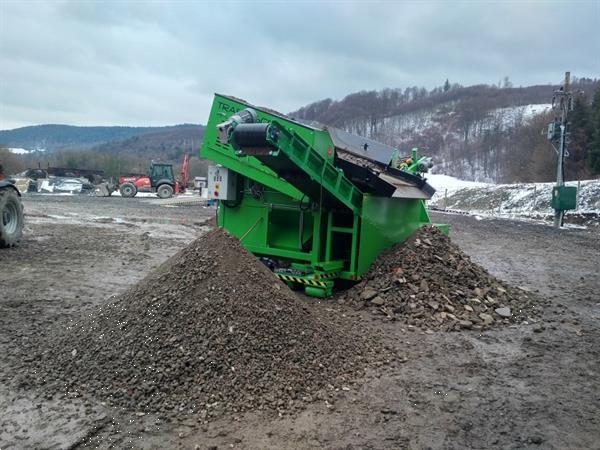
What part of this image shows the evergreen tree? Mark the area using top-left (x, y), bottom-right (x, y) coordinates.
top-left (567, 95), bottom-right (590, 178)
top-left (587, 87), bottom-right (600, 174)
top-left (443, 79), bottom-right (450, 92)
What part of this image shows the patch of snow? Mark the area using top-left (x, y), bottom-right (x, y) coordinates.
top-left (111, 191), bottom-right (159, 198)
top-left (111, 189), bottom-right (198, 199)
top-left (494, 104), bottom-right (552, 128)
top-left (7, 147), bottom-right (46, 154)
top-left (426, 173), bottom-right (490, 192)
top-left (8, 147), bottom-right (30, 154)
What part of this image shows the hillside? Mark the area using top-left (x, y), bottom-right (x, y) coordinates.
top-left (92, 125), bottom-right (205, 160)
top-left (291, 80), bottom-right (600, 182)
top-left (426, 174), bottom-right (600, 226)
top-left (0, 124), bottom-right (200, 153)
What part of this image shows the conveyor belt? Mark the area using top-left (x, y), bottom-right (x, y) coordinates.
top-left (233, 122), bottom-right (363, 214)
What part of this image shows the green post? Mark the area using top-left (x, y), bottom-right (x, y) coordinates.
top-left (311, 208), bottom-right (322, 265)
top-left (350, 213), bottom-right (359, 274)
top-left (325, 211), bottom-right (333, 262)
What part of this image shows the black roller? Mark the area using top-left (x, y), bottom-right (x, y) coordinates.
top-left (232, 123), bottom-right (271, 150)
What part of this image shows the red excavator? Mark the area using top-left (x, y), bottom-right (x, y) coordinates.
top-left (119, 154), bottom-right (189, 199)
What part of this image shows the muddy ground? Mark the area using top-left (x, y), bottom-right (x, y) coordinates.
top-left (1, 195), bottom-right (598, 450)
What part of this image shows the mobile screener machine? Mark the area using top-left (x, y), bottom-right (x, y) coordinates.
top-left (201, 94), bottom-right (446, 297)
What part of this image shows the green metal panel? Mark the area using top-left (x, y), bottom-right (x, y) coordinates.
top-left (218, 185), bottom-right (314, 257)
top-left (435, 224), bottom-right (450, 235)
top-left (551, 185), bottom-right (577, 211)
top-left (357, 195), bottom-right (431, 276)
top-left (201, 95), bottom-right (303, 200)
top-left (201, 95), bottom-right (336, 198)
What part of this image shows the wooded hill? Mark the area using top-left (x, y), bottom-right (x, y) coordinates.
top-left (0, 124), bottom-right (201, 153)
top-left (91, 125), bottom-right (205, 161)
top-left (291, 79), bottom-right (600, 182)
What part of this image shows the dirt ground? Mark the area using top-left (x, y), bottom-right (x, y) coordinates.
top-left (1, 195), bottom-right (598, 450)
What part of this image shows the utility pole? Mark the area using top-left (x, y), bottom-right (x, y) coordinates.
top-left (548, 71), bottom-right (575, 228)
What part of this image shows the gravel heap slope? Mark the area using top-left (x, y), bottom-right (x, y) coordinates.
top-left (343, 226), bottom-right (542, 331)
top-left (21, 229), bottom-right (376, 418)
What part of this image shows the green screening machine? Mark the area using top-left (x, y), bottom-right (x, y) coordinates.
top-left (200, 94), bottom-right (446, 297)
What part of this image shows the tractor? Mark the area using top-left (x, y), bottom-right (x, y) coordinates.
top-left (0, 165), bottom-right (24, 248)
top-left (119, 161), bottom-right (181, 199)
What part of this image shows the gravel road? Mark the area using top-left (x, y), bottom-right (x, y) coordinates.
top-left (0, 195), bottom-right (598, 449)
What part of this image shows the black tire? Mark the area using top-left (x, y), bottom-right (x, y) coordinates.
top-left (119, 183), bottom-right (137, 198)
top-left (0, 188), bottom-right (24, 248)
top-left (157, 184), bottom-right (174, 199)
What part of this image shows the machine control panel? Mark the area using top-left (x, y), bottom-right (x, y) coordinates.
top-left (208, 166), bottom-right (237, 201)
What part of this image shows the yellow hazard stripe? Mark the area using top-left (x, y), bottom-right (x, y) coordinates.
top-left (275, 274), bottom-right (328, 287)
top-left (313, 272), bottom-right (338, 280)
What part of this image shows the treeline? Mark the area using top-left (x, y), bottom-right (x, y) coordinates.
top-left (0, 147), bottom-right (30, 175)
top-left (0, 147), bottom-right (148, 180)
top-left (568, 88), bottom-right (600, 176)
top-left (292, 80), bottom-right (576, 130)
top-left (92, 126), bottom-right (204, 161)
top-left (0, 147), bottom-right (210, 183)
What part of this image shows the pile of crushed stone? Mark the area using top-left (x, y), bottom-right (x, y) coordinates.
top-left (17, 229), bottom-right (380, 419)
top-left (342, 226), bottom-right (542, 331)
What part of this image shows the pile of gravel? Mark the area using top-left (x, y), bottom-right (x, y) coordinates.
top-left (337, 150), bottom-right (382, 172)
top-left (342, 226), bottom-right (541, 331)
top-left (18, 229), bottom-right (378, 418)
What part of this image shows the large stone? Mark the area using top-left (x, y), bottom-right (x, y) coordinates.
top-left (360, 288), bottom-right (378, 301)
top-left (459, 320), bottom-right (473, 329)
top-left (495, 307), bottom-right (512, 318)
top-left (479, 313), bottom-right (494, 325)
top-left (370, 296), bottom-right (385, 306)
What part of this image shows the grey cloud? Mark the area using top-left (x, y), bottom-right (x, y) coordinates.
top-left (0, 0), bottom-right (598, 129)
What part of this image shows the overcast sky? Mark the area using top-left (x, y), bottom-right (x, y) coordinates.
top-left (0, 0), bottom-right (598, 130)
